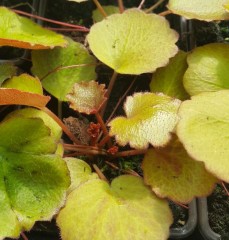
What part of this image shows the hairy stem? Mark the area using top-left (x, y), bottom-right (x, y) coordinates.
top-left (95, 112), bottom-right (112, 147)
top-left (221, 182), bottom-right (229, 196)
top-left (105, 161), bottom-right (140, 176)
top-left (114, 149), bottom-right (147, 157)
top-left (92, 0), bottom-right (107, 17)
top-left (106, 77), bottom-right (136, 124)
top-left (64, 144), bottom-right (107, 156)
top-left (93, 164), bottom-right (109, 182)
top-left (138, 0), bottom-right (145, 9)
top-left (98, 135), bottom-right (111, 148)
top-left (41, 107), bottom-right (81, 145)
top-left (21, 233), bottom-right (29, 240)
top-left (145, 0), bottom-right (166, 13)
top-left (158, 10), bottom-right (172, 16)
top-left (100, 71), bottom-right (118, 117)
top-left (13, 9), bottom-right (89, 31)
top-left (118, 0), bottom-right (125, 13)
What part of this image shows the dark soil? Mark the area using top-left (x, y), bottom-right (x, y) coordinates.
top-left (208, 183), bottom-right (229, 239)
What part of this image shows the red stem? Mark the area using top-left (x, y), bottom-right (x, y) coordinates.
top-left (21, 233), bottom-right (29, 240)
top-left (41, 107), bottom-right (81, 145)
top-left (95, 112), bottom-right (112, 147)
top-left (93, 164), bottom-right (109, 182)
top-left (221, 182), bottom-right (229, 196)
top-left (113, 149), bottom-right (147, 157)
top-left (13, 9), bottom-right (89, 31)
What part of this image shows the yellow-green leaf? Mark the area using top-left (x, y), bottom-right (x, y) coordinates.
top-left (183, 43), bottom-right (229, 96)
top-left (168, 0), bottom-right (229, 21)
top-left (2, 74), bottom-right (43, 94)
top-left (66, 81), bottom-right (107, 114)
top-left (176, 90), bottom-right (229, 183)
top-left (142, 138), bottom-right (218, 203)
top-left (92, 6), bottom-right (120, 22)
top-left (64, 158), bottom-right (98, 194)
top-left (0, 7), bottom-right (67, 49)
top-left (31, 38), bottom-right (97, 101)
top-left (87, 8), bottom-right (178, 74)
top-left (57, 176), bottom-right (172, 240)
top-left (0, 63), bottom-right (17, 85)
top-left (150, 51), bottom-right (189, 100)
top-left (0, 110), bottom-right (70, 239)
top-left (109, 92), bottom-right (181, 149)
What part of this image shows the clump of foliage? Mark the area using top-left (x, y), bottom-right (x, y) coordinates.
top-left (0, 0), bottom-right (229, 239)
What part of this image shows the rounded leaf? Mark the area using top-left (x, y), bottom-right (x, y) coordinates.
top-left (109, 92), bottom-right (181, 149)
top-left (142, 139), bottom-right (218, 203)
top-left (176, 90), bottom-right (229, 183)
top-left (31, 38), bottom-right (97, 100)
top-left (5, 108), bottom-right (62, 141)
top-left (0, 7), bottom-right (67, 49)
top-left (150, 51), bottom-right (189, 100)
top-left (0, 88), bottom-right (50, 108)
top-left (0, 63), bottom-right (17, 85)
top-left (2, 74), bottom-right (43, 94)
top-left (66, 81), bottom-right (107, 114)
top-left (87, 8), bottom-right (178, 74)
top-left (92, 6), bottom-right (120, 22)
top-left (168, 0), bottom-right (229, 21)
top-left (0, 115), bottom-right (70, 238)
top-left (183, 43), bottom-right (229, 96)
top-left (65, 158), bottom-right (98, 194)
top-left (57, 176), bottom-right (172, 240)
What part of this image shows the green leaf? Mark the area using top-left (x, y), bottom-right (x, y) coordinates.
top-left (176, 90), bottom-right (229, 183)
top-left (0, 7), bottom-right (67, 49)
top-left (4, 107), bottom-right (62, 141)
top-left (183, 43), bottom-right (229, 96)
top-left (87, 8), bottom-right (178, 74)
top-left (150, 51), bottom-right (189, 100)
top-left (2, 74), bottom-right (43, 94)
top-left (65, 158), bottom-right (98, 194)
top-left (66, 81), bottom-right (107, 114)
top-left (109, 92), bottom-right (181, 149)
top-left (92, 6), bottom-right (120, 22)
top-left (142, 138), bottom-right (218, 203)
top-left (168, 0), bottom-right (229, 21)
top-left (31, 38), bottom-right (97, 101)
top-left (0, 63), bottom-right (17, 85)
top-left (57, 176), bottom-right (172, 240)
top-left (0, 113), bottom-right (70, 239)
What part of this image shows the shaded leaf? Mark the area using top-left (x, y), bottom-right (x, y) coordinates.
top-left (0, 113), bottom-right (70, 239)
top-left (109, 92), bottom-right (181, 149)
top-left (142, 138), bottom-right (218, 203)
top-left (4, 107), bottom-right (62, 141)
top-left (168, 0), bottom-right (229, 21)
top-left (150, 51), bottom-right (189, 100)
top-left (31, 38), bottom-right (97, 101)
top-left (64, 158), bottom-right (98, 194)
top-left (0, 88), bottom-right (50, 108)
top-left (87, 8), bottom-right (178, 74)
top-left (2, 74), bottom-right (43, 94)
top-left (0, 63), bottom-right (17, 85)
top-left (66, 80), bottom-right (107, 114)
top-left (92, 6), bottom-right (120, 22)
top-left (176, 90), bottom-right (229, 183)
top-left (0, 7), bottom-right (67, 49)
top-left (183, 43), bottom-right (229, 96)
top-left (57, 175), bottom-right (172, 240)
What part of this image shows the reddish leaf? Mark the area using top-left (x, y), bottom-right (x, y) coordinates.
top-left (0, 88), bottom-right (50, 108)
